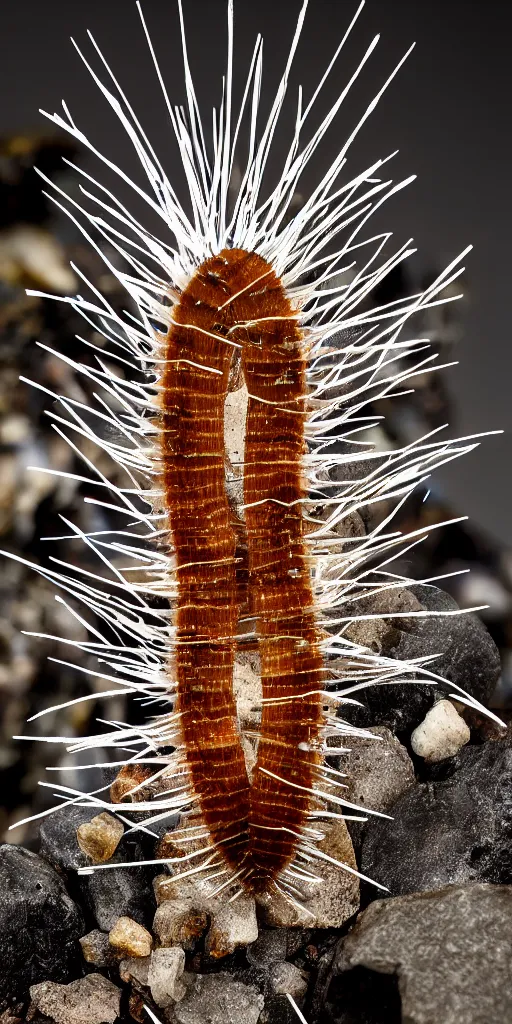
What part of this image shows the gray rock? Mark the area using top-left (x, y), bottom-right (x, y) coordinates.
top-left (361, 738), bottom-right (512, 895)
top-left (30, 974), bottom-right (121, 1024)
top-left (246, 929), bottom-right (289, 970)
top-left (166, 973), bottom-right (264, 1024)
top-left (327, 884), bottom-right (512, 1024)
top-left (84, 850), bottom-right (156, 931)
top-left (148, 947), bottom-right (186, 1007)
top-left (342, 585), bottom-right (501, 732)
top-left (0, 845), bottom-right (83, 1010)
top-left (340, 726), bottom-right (416, 849)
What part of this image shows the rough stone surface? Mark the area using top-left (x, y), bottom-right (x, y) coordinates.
top-left (269, 962), bottom-right (308, 1001)
top-left (119, 956), bottom-right (150, 989)
top-left (76, 812), bottom-right (124, 863)
top-left (328, 884), bottom-right (512, 1024)
top-left (258, 819), bottom-right (359, 928)
top-left (361, 738), bottom-right (512, 895)
top-left (39, 804), bottom-right (155, 930)
top-left (153, 899), bottom-right (208, 951)
top-left (29, 974), bottom-right (121, 1024)
top-left (166, 973), bottom-right (264, 1024)
top-left (39, 805), bottom-right (97, 872)
top-left (79, 929), bottom-right (113, 967)
top-left (0, 844), bottom-right (83, 1009)
top-left (206, 897), bottom-right (258, 958)
top-left (108, 916), bottom-right (152, 958)
top-left (411, 699), bottom-right (471, 761)
top-left (343, 585), bottom-right (501, 731)
top-left (340, 726), bottom-right (416, 849)
top-left (83, 846), bottom-right (155, 931)
top-left (148, 947), bottom-right (186, 1007)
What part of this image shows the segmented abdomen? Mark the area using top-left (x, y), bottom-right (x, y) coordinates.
top-left (161, 248), bottom-right (323, 893)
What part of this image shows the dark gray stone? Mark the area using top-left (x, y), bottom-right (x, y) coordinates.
top-left (39, 803), bottom-right (155, 930)
top-left (83, 839), bottom-right (156, 931)
top-left (361, 738), bottom-right (512, 895)
top-left (325, 884), bottom-right (512, 1024)
top-left (166, 973), bottom-right (264, 1024)
top-left (0, 844), bottom-right (83, 1010)
top-left (39, 804), bottom-right (95, 871)
top-left (343, 585), bottom-right (501, 732)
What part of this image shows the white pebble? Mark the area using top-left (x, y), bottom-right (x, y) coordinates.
top-left (411, 700), bottom-right (470, 762)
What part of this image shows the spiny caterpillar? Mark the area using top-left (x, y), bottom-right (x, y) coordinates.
top-left (8, 0), bottom-right (501, 906)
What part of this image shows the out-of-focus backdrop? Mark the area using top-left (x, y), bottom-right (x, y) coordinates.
top-left (0, 0), bottom-right (511, 840)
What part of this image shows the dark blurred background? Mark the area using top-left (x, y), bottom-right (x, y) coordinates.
top-left (1, 0), bottom-right (511, 541)
top-left (0, 0), bottom-right (511, 840)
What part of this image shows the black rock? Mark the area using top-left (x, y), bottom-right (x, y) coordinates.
top-left (0, 844), bottom-right (84, 1011)
top-left (320, 884), bottom-right (512, 1024)
top-left (39, 804), bottom-right (156, 930)
top-left (360, 738), bottom-right (512, 896)
top-left (83, 840), bottom-right (156, 931)
top-left (364, 585), bottom-right (501, 731)
top-left (39, 804), bottom-right (96, 872)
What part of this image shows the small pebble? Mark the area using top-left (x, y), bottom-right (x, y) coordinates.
top-left (270, 962), bottom-right (308, 1001)
top-left (411, 699), bottom-right (471, 762)
top-left (148, 947), bottom-right (187, 1007)
top-left (76, 812), bottom-right (125, 863)
top-left (79, 929), bottom-right (112, 967)
top-left (108, 916), bottom-right (152, 958)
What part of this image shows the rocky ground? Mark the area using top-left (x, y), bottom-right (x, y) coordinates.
top-left (1, 137), bottom-right (511, 1024)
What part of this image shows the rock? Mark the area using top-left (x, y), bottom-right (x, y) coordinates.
top-left (76, 812), bottom-right (124, 863)
top-left (411, 699), bottom-right (470, 761)
top-left (326, 884), bottom-right (512, 1024)
top-left (343, 585), bottom-right (501, 731)
top-left (148, 947), bottom-right (187, 1007)
top-left (29, 974), bottom-right (121, 1024)
top-left (166, 973), bottom-right (264, 1024)
top-left (83, 846), bottom-right (155, 931)
top-left (79, 929), bottom-right (113, 967)
top-left (39, 805), bottom-right (97, 872)
top-left (246, 929), bottom-right (288, 969)
top-left (340, 726), bottom-right (416, 849)
top-left (0, 845), bottom-right (83, 1010)
top-left (108, 916), bottom-right (152, 958)
top-left (270, 962), bottom-right (308, 1001)
top-left (39, 804), bottom-right (155, 930)
top-left (153, 899), bottom-right (208, 951)
top-left (258, 819), bottom-right (359, 928)
top-left (206, 898), bottom-right (258, 958)
top-left (119, 956), bottom-right (150, 989)
top-left (361, 738), bottom-right (512, 895)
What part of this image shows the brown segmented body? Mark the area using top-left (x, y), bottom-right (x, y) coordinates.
top-left (160, 247), bottom-right (324, 892)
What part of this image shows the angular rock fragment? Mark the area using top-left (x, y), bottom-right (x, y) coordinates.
top-left (325, 884), bottom-right (512, 1024)
top-left (108, 916), bottom-right (152, 958)
top-left (361, 738), bottom-right (512, 894)
top-left (76, 812), bottom-right (125, 863)
top-left (411, 699), bottom-right (470, 761)
top-left (29, 974), bottom-right (120, 1024)
top-left (148, 947), bottom-right (187, 1007)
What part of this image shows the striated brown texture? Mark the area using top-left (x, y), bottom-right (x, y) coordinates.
top-left (161, 248), bottom-right (323, 892)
